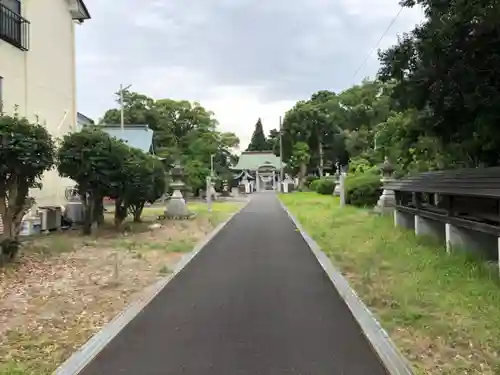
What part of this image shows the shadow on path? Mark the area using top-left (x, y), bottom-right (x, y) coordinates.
top-left (79, 193), bottom-right (389, 375)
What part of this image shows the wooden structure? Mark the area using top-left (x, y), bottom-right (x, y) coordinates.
top-left (231, 151), bottom-right (282, 193)
top-left (385, 167), bottom-right (500, 269)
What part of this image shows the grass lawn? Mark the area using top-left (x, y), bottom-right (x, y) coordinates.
top-left (280, 192), bottom-right (500, 375)
top-left (0, 201), bottom-right (244, 375)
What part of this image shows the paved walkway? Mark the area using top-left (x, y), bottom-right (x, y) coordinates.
top-left (80, 193), bottom-right (389, 375)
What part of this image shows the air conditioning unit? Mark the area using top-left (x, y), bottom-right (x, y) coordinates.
top-left (39, 206), bottom-right (62, 231)
top-left (64, 201), bottom-right (84, 224)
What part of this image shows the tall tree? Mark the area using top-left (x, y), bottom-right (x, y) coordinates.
top-left (281, 90), bottom-right (347, 176)
top-left (246, 118), bottom-right (268, 151)
top-left (100, 91), bottom-right (239, 194)
top-left (267, 129), bottom-right (280, 155)
top-left (0, 114), bottom-right (55, 261)
top-left (378, 0), bottom-right (500, 166)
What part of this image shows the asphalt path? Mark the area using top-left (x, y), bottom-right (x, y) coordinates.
top-left (79, 193), bottom-right (389, 375)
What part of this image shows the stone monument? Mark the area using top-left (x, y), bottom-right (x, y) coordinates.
top-left (333, 161), bottom-right (341, 196)
top-left (221, 179), bottom-right (230, 197)
top-left (164, 160), bottom-right (193, 219)
top-left (374, 157), bottom-right (396, 215)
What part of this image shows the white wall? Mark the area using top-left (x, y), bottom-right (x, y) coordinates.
top-left (0, 0), bottom-right (79, 206)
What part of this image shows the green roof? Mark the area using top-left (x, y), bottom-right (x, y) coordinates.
top-left (232, 151), bottom-right (281, 170)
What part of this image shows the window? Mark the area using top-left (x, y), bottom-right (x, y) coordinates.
top-left (0, 0), bottom-right (29, 51)
top-left (0, 0), bottom-right (20, 14)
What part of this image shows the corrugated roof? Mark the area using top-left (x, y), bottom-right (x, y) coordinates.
top-left (100, 125), bottom-right (154, 153)
top-left (232, 151), bottom-right (281, 170)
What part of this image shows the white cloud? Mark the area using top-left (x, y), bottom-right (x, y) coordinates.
top-left (201, 86), bottom-right (297, 150)
top-left (76, 0), bottom-right (425, 150)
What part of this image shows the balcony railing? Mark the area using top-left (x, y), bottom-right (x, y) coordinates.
top-left (0, 3), bottom-right (29, 51)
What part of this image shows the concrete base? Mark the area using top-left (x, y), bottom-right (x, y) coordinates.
top-left (445, 223), bottom-right (498, 260)
top-left (415, 215), bottom-right (445, 242)
top-left (393, 208), bottom-right (500, 274)
top-left (333, 183), bottom-right (340, 196)
top-left (231, 187), bottom-right (240, 197)
top-left (375, 189), bottom-right (395, 215)
top-left (393, 210), bottom-right (414, 230)
top-left (164, 190), bottom-right (192, 219)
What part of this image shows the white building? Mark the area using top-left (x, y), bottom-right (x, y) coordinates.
top-left (0, 0), bottom-right (90, 206)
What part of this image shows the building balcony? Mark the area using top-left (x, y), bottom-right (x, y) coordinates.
top-left (0, 2), bottom-right (29, 51)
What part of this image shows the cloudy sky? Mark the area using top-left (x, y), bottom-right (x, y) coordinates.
top-left (76, 0), bottom-right (424, 149)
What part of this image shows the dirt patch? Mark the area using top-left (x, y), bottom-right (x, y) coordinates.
top-left (0, 205), bottom-right (237, 375)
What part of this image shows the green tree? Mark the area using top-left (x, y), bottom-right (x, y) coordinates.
top-left (58, 128), bottom-right (129, 234)
top-left (267, 129), bottom-right (280, 155)
top-left (0, 114), bottom-right (55, 260)
top-left (289, 142), bottom-right (310, 190)
top-left (100, 91), bottom-right (239, 195)
top-left (246, 118), bottom-right (268, 151)
top-left (113, 148), bottom-right (166, 226)
top-left (378, 0), bottom-right (500, 166)
top-left (282, 90), bottom-right (348, 176)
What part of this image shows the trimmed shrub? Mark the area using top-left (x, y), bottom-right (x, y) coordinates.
top-left (315, 178), bottom-right (335, 195)
top-left (309, 178), bottom-right (321, 192)
top-left (345, 172), bottom-right (381, 207)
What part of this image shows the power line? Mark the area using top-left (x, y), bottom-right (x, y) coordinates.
top-left (350, 6), bottom-right (404, 81)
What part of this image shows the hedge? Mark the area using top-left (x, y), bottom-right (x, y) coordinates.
top-left (314, 178), bottom-right (335, 195)
top-left (345, 172), bottom-right (381, 207)
top-left (309, 178), bottom-right (321, 192)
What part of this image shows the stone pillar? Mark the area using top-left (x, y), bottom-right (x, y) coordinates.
top-left (375, 157), bottom-right (396, 215)
top-left (333, 162), bottom-right (341, 196)
top-left (272, 170), bottom-right (276, 190)
top-left (256, 171), bottom-right (260, 192)
top-left (415, 215), bottom-right (445, 242)
top-left (339, 172), bottom-right (346, 207)
top-left (393, 209), bottom-right (414, 230)
top-left (206, 176), bottom-right (212, 212)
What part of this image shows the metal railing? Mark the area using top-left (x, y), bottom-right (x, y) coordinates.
top-left (0, 2), bottom-right (29, 51)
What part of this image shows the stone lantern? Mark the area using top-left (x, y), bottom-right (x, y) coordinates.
top-left (164, 160), bottom-right (193, 219)
top-left (333, 161), bottom-right (341, 196)
top-left (375, 156), bottom-right (396, 214)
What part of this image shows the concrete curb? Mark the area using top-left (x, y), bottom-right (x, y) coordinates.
top-left (278, 198), bottom-right (414, 375)
top-left (52, 200), bottom-right (250, 375)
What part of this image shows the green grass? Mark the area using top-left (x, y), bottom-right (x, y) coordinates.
top-left (0, 362), bottom-right (29, 375)
top-left (280, 192), bottom-right (500, 375)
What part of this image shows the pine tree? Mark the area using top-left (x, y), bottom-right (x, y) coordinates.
top-left (246, 118), bottom-right (268, 151)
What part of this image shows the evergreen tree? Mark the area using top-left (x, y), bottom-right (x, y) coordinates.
top-left (246, 118), bottom-right (268, 151)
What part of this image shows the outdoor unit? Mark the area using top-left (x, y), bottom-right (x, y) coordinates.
top-left (39, 206), bottom-right (62, 231)
top-left (64, 186), bottom-right (84, 224)
top-left (64, 201), bottom-right (84, 224)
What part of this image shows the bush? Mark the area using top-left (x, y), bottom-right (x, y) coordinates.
top-left (315, 178), bottom-right (335, 195)
top-left (309, 178), bottom-right (321, 192)
top-left (345, 172), bottom-right (381, 207)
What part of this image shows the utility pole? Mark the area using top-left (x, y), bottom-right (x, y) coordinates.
top-left (210, 154), bottom-right (215, 177)
top-left (279, 116), bottom-right (284, 189)
top-left (119, 84), bottom-right (132, 132)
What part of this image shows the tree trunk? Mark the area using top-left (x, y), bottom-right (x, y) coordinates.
top-left (132, 202), bottom-right (145, 222)
top-left (318, 142), bottom-right (324, 177)
top-left (114, 199), bottom-right (128, 228)
top-left (0, 182), bottom-right (31, 261)
top-left (93, 197), bottom-right (104, 225)
top-left (81, 193), bottom-right (92, 235)
top-left (299, 162), bottom-right (307, 190)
